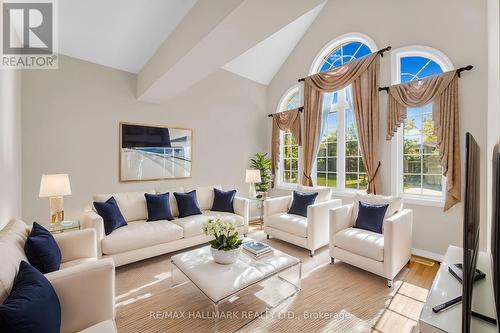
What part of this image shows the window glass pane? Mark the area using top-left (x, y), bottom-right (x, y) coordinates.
top-left (404, 155), bottom-right (421, 174)
top-left (404, 175), bottom-right (422, 194)
top-left (346, 157), bottom-right (357, 173)
top-left (290, 172), bottom-right (298, 184)
top-left (318, 144), bottom-right (326, 157)
top-left (328, 157), bottom-right (337, 172)
top-left (317, 158), bottom-right (326, 172)
top-left (423, 175), bottom-right (442, 195)
top-left (278, 89), bottom-right (300, 185)
top-left (327, 173), bottom-right (337, 187)
top-left (345, 173), bottom-right (358, 189)
top-left (359, 174), bottom-right (368, 189)
top-left (423, 155), bottom-right (440, 174)
top-left (400, 56), bottom-right (443, 83)
top-left (317, 172), bottom-right (326, 186)
top-left (358, 157), bottom-right (365, 173)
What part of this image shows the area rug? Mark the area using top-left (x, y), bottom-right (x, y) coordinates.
top-left (115, 231), bottom-right (406, 333)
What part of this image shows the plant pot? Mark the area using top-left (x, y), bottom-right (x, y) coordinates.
top-left (210, 247), bottom-right (241, 265)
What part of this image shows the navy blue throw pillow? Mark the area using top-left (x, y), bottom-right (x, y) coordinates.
top-left (354, 201), bottom-right (389, 234)
top-left (288, 191), bottom-right (318, 217)
top-left (174, 190), bottom-right (202, 218)
top-left (0, 261), bottom-right (61, 333)
top-left (24, 222), bottom-right (61, 274)
top-left (211, 188), bottom-right (236, 213)
top-left (145, 193), bottom-right (173, 221)
top-left (93, 197), bottom-right (127, 236)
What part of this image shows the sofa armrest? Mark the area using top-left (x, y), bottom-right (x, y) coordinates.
top-left (46, 259), bottom-right (115, 333)
top-left (82, 209), bottom-right (104, 256)
top-left (263, 196), bottom-right (291, 220)
top-left (53, 229), bottom-right (97, 263)
top-left (233, 197), bottom-right (249, 226)
top-left (383, 209), bottom-right (413, 279)
top-left (307, 199), bottom-right (342, 251)
top-left (329, 203), bottom-right (354, 253)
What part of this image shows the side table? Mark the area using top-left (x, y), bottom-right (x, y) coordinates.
top-left (49, 220), bottom-right (81, 234)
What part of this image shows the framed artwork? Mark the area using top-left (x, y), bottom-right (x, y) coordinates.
top-left (119, 122), bottom-right (192, 182)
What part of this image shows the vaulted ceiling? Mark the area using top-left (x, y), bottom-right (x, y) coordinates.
top-left (58, 0), bottom-right (327, 102)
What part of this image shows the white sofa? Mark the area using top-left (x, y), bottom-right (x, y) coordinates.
top-left (329, 194), bottom-right (413, 287)
top-left (83, 185), bottom-right (249, 267)
top-left (0, 219), bottom-right (116, 333)
top-left (263, 185), bottom-right (342, 256)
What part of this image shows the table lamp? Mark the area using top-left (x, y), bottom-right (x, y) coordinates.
top-left (39, 174), bottom-right (72, 225)
top-left (245, 169), bottom-right (261, 198)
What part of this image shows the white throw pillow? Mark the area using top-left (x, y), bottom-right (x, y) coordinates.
top-left (93, 190), bottom-right (155, 222)
top-left (351, 193), bottom-right (403, 222)
top-left (0, 219), bottom-right (29, 303)
top-left (297, 185), bottom-right (332, 203)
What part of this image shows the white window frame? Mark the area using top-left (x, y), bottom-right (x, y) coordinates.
top-left (276, 85), bottom-right (302, 189)
top-left (390, 46), bottom-right (454, 206)
top-left (310, 33), bottom-right (376, 195)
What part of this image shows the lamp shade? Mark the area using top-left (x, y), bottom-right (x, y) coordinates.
top-left (245, 169), bottom-right (261, 183)
top-left (39, 174), bottom-right (72, 197)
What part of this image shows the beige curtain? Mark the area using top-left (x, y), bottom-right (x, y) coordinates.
top-left (303, 52), bottom-right (381, 193)
top-left (385, 71), bottom-right (460, 211)
top-left (271, 109), bottom-right (302, 176)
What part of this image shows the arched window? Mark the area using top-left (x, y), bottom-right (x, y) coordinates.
top-left (391, 46), bottom-right (453, 204)
top-left (276, 85), bottom-right (300, 186)
top-left (311, 33), bottom-right (376, 191)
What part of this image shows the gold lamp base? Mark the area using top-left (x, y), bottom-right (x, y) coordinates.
top-left (49, 196), bottom-right (65, 225)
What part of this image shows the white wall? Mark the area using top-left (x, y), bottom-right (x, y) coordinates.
top-left (268, 0), bottom-right (488, 258)
top-left (21, 56), bottom-right (268, 225)
top-left (0, 69), bottom-right (22, 229)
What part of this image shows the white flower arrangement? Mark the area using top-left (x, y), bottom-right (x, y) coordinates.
top-left (202, 217), bottom-right (242, 251)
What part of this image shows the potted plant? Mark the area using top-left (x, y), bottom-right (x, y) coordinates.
top-left (202, 217), bottom-right (243, 264)
top-left (250, 153), bottom-right (272, 195)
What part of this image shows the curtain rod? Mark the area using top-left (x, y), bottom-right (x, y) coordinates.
top-left (268, 107), bottom-right (303, 117)
top-left (378, 65), bottom-right (474, 92)
top-left (297, 46), bottom-right (392, 83)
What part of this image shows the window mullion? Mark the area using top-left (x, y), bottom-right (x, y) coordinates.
top-left (338, 106), bottom-right (346, 192)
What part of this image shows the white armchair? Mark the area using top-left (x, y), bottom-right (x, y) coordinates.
top-left (329, 194), bottom-right (413, 287)
top-left (264, 186), bottom-right (342, 256)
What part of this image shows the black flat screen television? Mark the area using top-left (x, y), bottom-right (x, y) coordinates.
top-left (491, 142), bottom-right (500, 325)
top-left (463, 132), bottom-right (480, 333)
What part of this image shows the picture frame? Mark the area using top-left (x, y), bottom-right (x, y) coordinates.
top-left (119, 122), bottom-right (192, 182)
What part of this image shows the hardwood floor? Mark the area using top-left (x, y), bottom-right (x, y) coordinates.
top-left (116, 223), bottom-right (440, 333)
top-left (372, 256), bottom-right (439, 333)
top-left (250, 221), bottom-right (441, 333)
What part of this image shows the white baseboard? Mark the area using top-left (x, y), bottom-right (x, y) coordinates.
top-left (412, 248), bottom-right (444, 262)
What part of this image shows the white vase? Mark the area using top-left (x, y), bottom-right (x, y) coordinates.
top-left (210, 247), bottom-right (241, 265)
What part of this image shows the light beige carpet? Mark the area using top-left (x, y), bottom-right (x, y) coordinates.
top-left (115, 231), bottom-right (408, 333)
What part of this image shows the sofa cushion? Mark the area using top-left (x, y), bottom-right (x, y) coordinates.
top-left (172, 211), bottom-right (244, 238)
top-left (155, 187), bottom-right (184, 217)
top-left (145, 193), bottom-right (174, 221)
top-left (24, 222), bottom-right (62, 274)
top-left (101, 220), bottom-right (183, 255)
top-left (186, 185), bottom-right (222, 210)
top-left (211, 188), bottom-right (236, 213)
top-left (94, 197), bottom-right (128, 236)
top-left (288, 191), bottom-right (318, 217)
top-left (0, 220), bottom-right (29, 304)
top-left (0, 261), bottom-right (61, 333)
top-left (297, 185), bottom-right (331, 203)
top-left (265, 213), bottom-right (308, 238)
top-left (174, 190), bottom-right (203, 218)
top-left (354, 202), bottom-right (389, 234)
top-left (93, 191), bottom-right (154, 222)
top-left (333, 227), bottom-right (384, 261)
top-left (352, 193), bottom-right (402, 222)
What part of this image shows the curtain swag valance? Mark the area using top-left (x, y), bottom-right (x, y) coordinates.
top-left (271, 108), bottom-right (302, 176)
top-left (384, 69), bottom-right (461, 211)
top-left (302, 51), bottom-right (382, 194)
